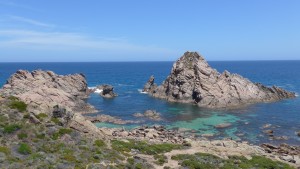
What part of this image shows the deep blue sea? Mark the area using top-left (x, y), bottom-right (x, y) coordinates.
top-left (0, 61), bottom-right (299, 145)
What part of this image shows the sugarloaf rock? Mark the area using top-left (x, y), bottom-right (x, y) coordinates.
top-left (144, 52), bottom-right (295, 108)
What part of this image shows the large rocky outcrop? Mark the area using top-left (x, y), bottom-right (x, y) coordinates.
top-left (0, 70), bottom-right (105, 138)
top-left (0, 69), bottom-right (95, 114)
top-left (144, 52), bottom-right (295, 108)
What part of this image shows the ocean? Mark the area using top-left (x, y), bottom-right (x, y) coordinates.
top-left (0, 61), bottom-right (299, 145)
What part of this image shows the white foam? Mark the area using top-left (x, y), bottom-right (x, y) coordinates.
top-left (118, 83), bottom-right (134, 87)
top-left (138, 89), bottom-right (148, 94)
top-left (88, 87), bottom-right (103, 93)
top-left (94, 89), bottom-right (103, 93)
top-left (296, 93), bottom-right (299, 97)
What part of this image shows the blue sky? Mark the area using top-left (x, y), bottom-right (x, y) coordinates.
top-left (0, 0), bottom-right (299, 62)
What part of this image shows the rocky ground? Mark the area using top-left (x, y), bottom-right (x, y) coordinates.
top-left (0, 69), bottom-right (299, 168)
top-left (0, 97), bottom-right (298, 168)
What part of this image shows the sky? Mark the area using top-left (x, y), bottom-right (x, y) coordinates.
top-left (0, 0), bottom-right (300, 62)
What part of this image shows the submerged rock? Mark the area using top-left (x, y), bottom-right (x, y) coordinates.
top-left (143, 51), bottom-right (296, 108)
top-left (215, 123), bottom-right (232, 129)
top-left (133, 110), bottom-right (162, 121)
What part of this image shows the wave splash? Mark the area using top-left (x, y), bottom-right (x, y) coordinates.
top-left (138, 89), bottom-right (148, 94)
top-left (88, 87), bottom-right (103, 93)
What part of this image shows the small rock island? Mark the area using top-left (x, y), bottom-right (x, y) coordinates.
top-left (143, 52), bottom-right (295, 108)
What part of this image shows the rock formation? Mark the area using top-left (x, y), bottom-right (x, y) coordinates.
top-left (0, 70), bottom-right (105, 138)
top-left (144, 52), bottom-right (295, 108)
top-left (95, 84), bottom-right (118, 98)
top-left (0, 69), bottom-right (95, 114)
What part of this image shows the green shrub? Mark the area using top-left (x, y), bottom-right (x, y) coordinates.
top-left (154, 154), bottom-right (167, 165)
top-left (135, 163), bottom-right (143, 169)
top-left (171, 153), bottom-right (294, 169)
top-left (8, 96), bottom-right (18, 101)
top-left (51, 118), bottom-right (60, 124)
top-left (28, 153), bottom-right (43, 160)
top-left (0, 146), bottom-right (10, 155)
top-left (111, 140), bottom-right (182, 155)
top-left (23, 113), bottom-right (30, 119)
top-left (4, 124), bottom-right (22, 133)
top-left (17, 133), bottom-right (28, 139)
top-left (52, 128), bottom-right (72, 140)
top-left (36, 133), bottom-right (46, 139)
top-left (59, 128), bottom-right (72, 135)
top-left (62, 154), bottom-right (77, 162)
top-left (94, 140), bottom-right (106, 147)
top-left (36, 113), bottom-right (48, 119)
top-left (103, 151), bottom-right (125, 163)
top-left (18, 143), bottom-right (32, 155)
top-left (9, 100), bottom-right (27, 112)
top-left (127, 157), bottom-right (134, 165)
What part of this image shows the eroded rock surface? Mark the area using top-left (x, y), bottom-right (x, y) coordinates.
top-left (0, 70), bottom-right (105, 138)
top-left (0, 69), bottom-right (95, 114)
top-left (144, 52), bottom-right (295, 108)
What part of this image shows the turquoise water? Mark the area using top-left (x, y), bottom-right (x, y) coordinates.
top-left (0, 61), bottom-right (299, 145)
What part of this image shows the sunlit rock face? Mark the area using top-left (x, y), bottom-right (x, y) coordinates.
top-left (144, 51), bottom-right (295, 108)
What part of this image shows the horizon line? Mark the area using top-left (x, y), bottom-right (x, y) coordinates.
top-left (1, 59), bottom-right (300, 63)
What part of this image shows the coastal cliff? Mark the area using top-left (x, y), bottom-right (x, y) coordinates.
top-left (143, 52), bottom-right (296, 108)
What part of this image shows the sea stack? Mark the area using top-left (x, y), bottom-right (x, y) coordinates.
top-left (144, 51), bottom-right (295, 108)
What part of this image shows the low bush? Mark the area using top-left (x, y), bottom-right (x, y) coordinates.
top-left (0, 146), bottom-right (10, 155)
top-left (94, 140), bottom-right (106, 147)
top-left (18, 143), bottom-right (32, 155)
top-left (154, 154), bottom-right (167, 165)
top-left (17, 133), bottom-right (28, 139)
top-left (52, 128), bottom-right (72, 140)
top-left (9, 100), bottom-right (27, 112)
top-left (171, 153), bottom-right (294, 169)
top-left (3, 124), bottom-right (22, 133)
top-left (111, 140), bottom-right (182, 155)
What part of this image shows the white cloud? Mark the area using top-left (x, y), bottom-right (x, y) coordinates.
top-left (0, 29), bottom-right (177, 61)
top-left (0, 0), bottom-right (39, 11)
top-left (8, 15), bottom-right (55, 28)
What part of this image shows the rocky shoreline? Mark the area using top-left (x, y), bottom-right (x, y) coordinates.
top-left (0, 69), bottom-right (299, 168)
top-left (100, 125), bottom-right (300, 167)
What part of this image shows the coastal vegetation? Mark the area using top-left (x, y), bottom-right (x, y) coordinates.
top-left (171, 153), bottom-right (294, 169)
top-left (0, 96), bottom-right (296, 168)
